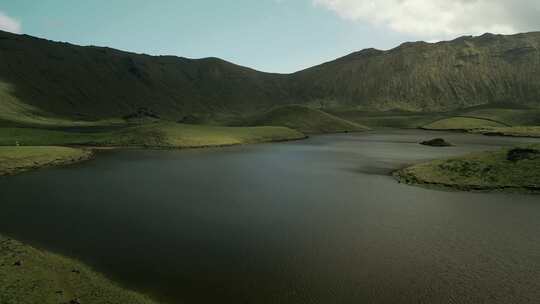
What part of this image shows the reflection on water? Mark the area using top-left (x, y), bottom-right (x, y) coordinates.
top-left (1, 130), bottom-right (540, 304)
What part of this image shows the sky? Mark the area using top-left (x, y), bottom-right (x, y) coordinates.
top-left (1, 0), bottom-right (540, 73)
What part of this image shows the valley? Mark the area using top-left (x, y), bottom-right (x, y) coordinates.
top-left (2, 28), bottom-right (540, 304)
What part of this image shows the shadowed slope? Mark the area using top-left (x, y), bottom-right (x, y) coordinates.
top-left (0, 30), bottom-right (292, 123)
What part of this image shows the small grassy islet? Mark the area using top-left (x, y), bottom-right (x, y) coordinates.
top-left (395, 145), bottom-right (540, 193)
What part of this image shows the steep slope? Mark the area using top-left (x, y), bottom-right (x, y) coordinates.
top-left (291, 32), bottom-right (540, 111)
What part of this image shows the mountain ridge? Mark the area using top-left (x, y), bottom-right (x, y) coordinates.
top-left (1, 30), bottom-right (540, 124)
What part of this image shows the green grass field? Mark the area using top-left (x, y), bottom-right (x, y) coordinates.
top-left (247, 105), bottom-right (369, 134)
top-left (0, 234), bottom-right (159, 304)
top-left (395, 145), bottom-right (540, 192)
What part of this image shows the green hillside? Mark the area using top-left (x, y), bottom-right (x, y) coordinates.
top-left (423, 117), bottom-right (508, 131)
top-left (327, 109), bottom-right (446, 129)
top-left (1, 234), bottom-right (159, 304)
top-left (247, 105), bottom-right (369, 134)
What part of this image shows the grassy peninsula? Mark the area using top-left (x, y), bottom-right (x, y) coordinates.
top-left (394, 145), bottom-right (540, 193)
top-left (0, 146), bottom-right (93, 176)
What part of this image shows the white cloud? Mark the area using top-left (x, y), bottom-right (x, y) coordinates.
top-left (0, 11), bottom-right (21, 34)
top-left (314, 0), bottom-right (540, 39)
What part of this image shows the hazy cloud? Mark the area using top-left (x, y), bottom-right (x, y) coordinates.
top-left (314, 0), bottom-right (540, 39)
top-left (0, 11), bottom-right (21, 34)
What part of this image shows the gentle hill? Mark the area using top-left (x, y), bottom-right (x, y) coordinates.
top-left (248, 105), bottom-right (369, 134)
top-left (422, 117), bottom-right (508, 131)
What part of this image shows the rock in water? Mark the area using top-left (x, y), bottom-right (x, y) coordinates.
top-left (420, 138), bottom-right (453, 147)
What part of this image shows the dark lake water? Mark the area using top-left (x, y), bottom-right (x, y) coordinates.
top-left (2, 130), bottom-right (540, 303)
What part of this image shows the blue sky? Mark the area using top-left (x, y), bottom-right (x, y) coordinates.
top-left (1, 0), bottom-right (539, 73)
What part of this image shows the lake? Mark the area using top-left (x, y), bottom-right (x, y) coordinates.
top-left (1, 130), bottom-right (540, 303)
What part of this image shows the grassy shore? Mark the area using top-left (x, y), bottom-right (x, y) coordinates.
top-left (470, 126), bottom-right (540, 138)
top-left (394, 145), bottom-right (540, 193)
top-left (0, 235), bottom-right (159, 304)
top-left (0, 146), bottom-right (93, 176)
top-left (0, 122), bottom-right (306, 148)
